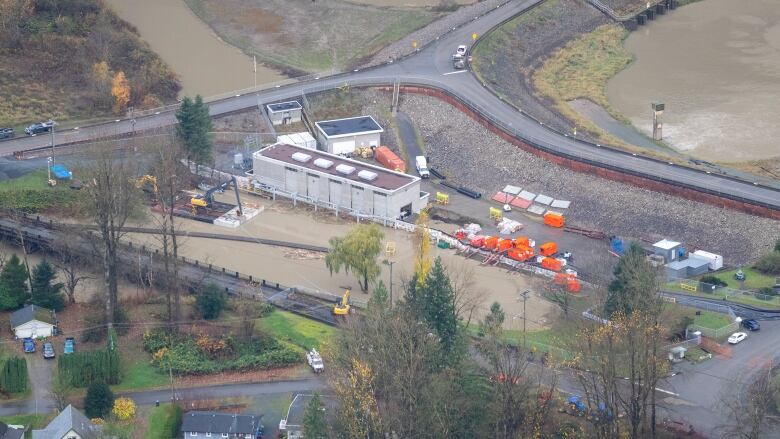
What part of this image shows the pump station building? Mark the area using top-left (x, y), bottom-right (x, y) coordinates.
top-left (314, 116), bottom-right (383, 155)
top-left (252, 143), bottom-right (427, 218)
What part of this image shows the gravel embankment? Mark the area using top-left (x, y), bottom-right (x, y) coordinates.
top-left (473, 0), bottom-right (608, 139)
top-left (364, 0), bottom-right (507, 67)
top-left (399, 93), bottom-right (780, 265)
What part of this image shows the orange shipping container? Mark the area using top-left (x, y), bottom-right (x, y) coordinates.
top-left (539, 242), bottom-right (558, 257)
top-left (541, 257), bottom-right (562, 272)
top-left (543, 212), bottom-right (565, 228)
top-left (374, 146), bottom-right (406, 173)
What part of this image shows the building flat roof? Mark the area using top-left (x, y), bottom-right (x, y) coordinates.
top-left (653, 239), bottom-right (681, 250)
top-left (256, 143), bottom-right (417, 192)
top-left (267, 101), bottom-right (302, 113)
top-left (315, 116), bottom-right (383, 138)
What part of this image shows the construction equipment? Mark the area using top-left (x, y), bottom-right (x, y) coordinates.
top-left (333, 290), bottom-right (351, 315)
top-left (190, 175), bottom-right (243, 216)
top-left (306, 349), bottom-right (324, 373)
top-left (134, 175), bottom-right (158, 194)
top-left (436, 192), bottom-right (449, 205)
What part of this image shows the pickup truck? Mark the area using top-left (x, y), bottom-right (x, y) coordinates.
top-left (307, 349), bottom-right (324, 373)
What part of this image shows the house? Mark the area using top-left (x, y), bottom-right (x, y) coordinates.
top-left (266, 101), bottom-right (302, 126)
top-left (31, 405), bottom-right (101, 439)
top-left (314, 116), bottom-right (383, 155)
top-left (0, 422), bottom-right (24, 439)
top-left (181, 411), bottom-right (264, 439)
top-left (11, 305), bottom-right (55, 339)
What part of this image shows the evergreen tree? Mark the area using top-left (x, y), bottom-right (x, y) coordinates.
top-left (404, 257), bottom-right (458, 353)
top-left (175, 95), bottom-right (213, 165)
top-left (303, 392), bottom-right (328, 439)
top-left (84, 381), bottom-right (114, 419)
top-left (0, 254), bottom-right (29, 310)
top-left (479, 302), bottom-right (505, 337)
top-left (604, 242), bottom-right (659, 317)
top-left (196, 283), bottom-right (226, 320)
top-left (367, 280), bottom-right (389, 313)
top-left (30, 260), bottom-right (65, 311)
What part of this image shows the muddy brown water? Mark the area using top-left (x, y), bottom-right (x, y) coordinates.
top-left (606, 0), bottom-right (780, 162)
top-left (105, 0), bottom-right (284, 98)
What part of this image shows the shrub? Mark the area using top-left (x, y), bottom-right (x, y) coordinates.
top-left (754, 252), bottom-right (780, 275)
top-left (84, 381), bottom-right (114, 419)
top-left (758, 287), bottom-right (778, 298)
top-left (0, 357), bottom-right (28, 393)
top-left (700, 275), bottom-right (727, 288)
top-left (112, 397), bottom-right (136, 420)
top-left (82, 308), bottom-right (130, 342)
top-left (143, 328), bottom-right (175, 353)
top-left (196, 283), bottom-right (226, 320)
top-left (58, 348), bottom-right (121, 387)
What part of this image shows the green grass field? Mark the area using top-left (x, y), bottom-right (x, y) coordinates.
top-left (114, 358), bottom-right (169, 392)
top-left (146, 404), bottom-right (183, 439)
top-left (665, 280), bottom-right (780, 309)
top-left (0, 169), bottom-right (82, 213)
top-left (256, 310), bottom-right (337, 350)
top-left (703, 267), bottom-right (777, 290)
top-left (692, 311), bottom-right (731, 330)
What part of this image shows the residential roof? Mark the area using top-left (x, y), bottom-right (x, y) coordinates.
top-left (31, 405), bottom-right (101, 439)
top-left (315, 116), bottom-right (383, 138)
top-left (267, 101), bottom-right (302, 113)
top-left (255, 143), bottom-right (418, 192)
top-left (181, 411), bottom-right (262, 435)
top-left (10, 305), bottom-right (54, 329)
top-left (0, 423), bottom-right (24, 439)
top-left (653, 239), bottom-right (681, 250)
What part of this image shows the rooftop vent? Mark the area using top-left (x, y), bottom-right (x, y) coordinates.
top-left (314, 158), bottom-right (333, 169)
top-left (336, 164), bottom-right (355, 175)
top-left (358, 170), bottom-right (378, 181)
top-left (291, 152), bottom-right (312, 163)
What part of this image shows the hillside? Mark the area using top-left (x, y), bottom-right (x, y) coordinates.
top-left (0, 0), bottom-right (180, 128)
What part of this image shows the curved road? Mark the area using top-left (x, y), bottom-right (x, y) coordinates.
top-left (2, 0), bottom-right (779, 211)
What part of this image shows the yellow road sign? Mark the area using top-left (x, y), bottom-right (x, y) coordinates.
top-left (472, 33), bottom-right (478, 40)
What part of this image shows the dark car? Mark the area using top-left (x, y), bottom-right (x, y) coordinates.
top-left (63, 337), bottom-right (75, 355)
top-left (42, 342), bottom-right (55, 359)
top-left (742, 319), bottom-right (760, 331)
top-left (24, 121), bottom-right (54, 136)
top-left (0, 127), bottom-right (13, 139)
top-left (22, 338), bottom-right (35, 353)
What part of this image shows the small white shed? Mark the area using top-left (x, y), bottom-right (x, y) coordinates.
top-left (11, 305), bottom-right (55, 339)
top-left (314, 116), bottom-right (383, 155)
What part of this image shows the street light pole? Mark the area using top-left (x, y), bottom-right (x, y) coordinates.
top-left (383, 259), bottom-right (395, 304)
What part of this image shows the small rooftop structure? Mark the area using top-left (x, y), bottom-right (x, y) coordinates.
top-left (315, 116), bottom-right (383, 139)
top-left (654, 239), bottom-right (681, 251)
top-left (267, 101), bottom-right (302, 113)
top-left (32, 405), bottom-right (100, 439)
top-left (653, 239), bottom-right (683, 263)
top-left (266, 101), bottom-right (302, 126)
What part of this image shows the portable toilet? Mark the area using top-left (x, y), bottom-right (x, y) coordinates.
top-left (539, 242), bottom-right (558, 257)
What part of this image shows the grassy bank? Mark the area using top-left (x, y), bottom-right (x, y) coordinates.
top-left (0, 170), bottom-right (83, 213)
top-left (183, 0), bottom-right (439, 73)
top-left (257, 310), bottom-right (337, 350)
top-left (0, 0), bottom-right (180, 128)
top-left (532, 24), bottom-right (633, 144)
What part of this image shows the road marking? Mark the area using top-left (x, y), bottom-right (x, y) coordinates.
top-left (655, 387), bottom-right (679, 396)
top-left (443, 70), bottom-right (468, 76)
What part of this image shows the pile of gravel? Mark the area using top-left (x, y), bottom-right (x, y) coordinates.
top-left (398, 93), bottom-right (780, 265)
top-left (363, 0), bottom-right (507, 67)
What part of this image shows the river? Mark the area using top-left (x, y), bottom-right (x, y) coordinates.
top-left (606, 0), bottom-right (780, 162)
top-left (105, 0), bottom-right (284, 98)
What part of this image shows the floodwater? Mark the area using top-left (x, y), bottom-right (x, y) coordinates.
top-left (105, 0), bottom-right (284, 98)
top-left (606, 0), bottom-right (780, 162)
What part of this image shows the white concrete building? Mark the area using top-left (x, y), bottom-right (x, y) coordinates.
top-left (266, 101), bottom-right (302, 125)
top-left (253, 143), bottom-right (427, 218)
top-left (314, 116), bottom-right (383, 155)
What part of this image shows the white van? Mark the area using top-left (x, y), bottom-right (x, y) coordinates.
top-left (415, 156), bottom-right (430, 179)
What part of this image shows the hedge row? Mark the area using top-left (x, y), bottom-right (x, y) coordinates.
top-left (58, 348), bottom-right (121, 387)
top-left (0, 357), bottom-right (27, 393)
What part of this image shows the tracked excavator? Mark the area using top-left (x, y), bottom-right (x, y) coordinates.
top-left (190, 175), bottom-right (244, 215)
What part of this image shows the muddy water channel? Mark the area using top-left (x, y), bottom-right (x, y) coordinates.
top-left (606, 0), bottom-right (780, 162)
top-left (105, 0), bottom-right (283, 97)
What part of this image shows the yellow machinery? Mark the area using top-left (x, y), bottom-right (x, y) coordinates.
top-left (436, 192), bottom-right (449, 205)
top-left (134, 175), bottom-right (159, 194)
top-left (333, 290), bottom-right (351, 315)
top-left (489, 207), bottom-right (503, 221)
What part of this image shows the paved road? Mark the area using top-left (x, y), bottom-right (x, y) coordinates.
top-left (1, 0), bottom-right (778, 211)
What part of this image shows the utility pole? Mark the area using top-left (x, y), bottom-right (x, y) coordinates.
top-left (519, 290), bottom-right (530, 348)
top-left (253, 55), bottom-right (257, 90)
top-left (383, 259), bottom-right (395, 304)
top-left (651, 102), bottom-right (664, 140)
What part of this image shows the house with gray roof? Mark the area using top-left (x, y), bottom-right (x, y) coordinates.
top-left (32, 405), bottom-right (101, 439)
top-left (0, 422), bottom-right (24, 439)
top-left (181, 411), bottom-right (264, 438)
top-left (10, 305), bottom-right (55, 339)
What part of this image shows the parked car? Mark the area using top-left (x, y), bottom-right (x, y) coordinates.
top-left (0, 127), bottom-right (13, 139)
top-left (22, 338), bottom-right (35, 353)
top-left (727, 332), bottom-right (747, 344)
top-left (741, 319), bottom-right (760, 331)
top-left (307, 349), bottom-right (324, 373)
top-left (734, 270), bottom-right (746, 281)
top-left (25, 120), bottom-right (55, 136)
top-left (42, 342), bottom-right (55, 359)
top-left (63, 337), bottom-right (75, 354)
top-left (456, 44), bottom-right (467, 56)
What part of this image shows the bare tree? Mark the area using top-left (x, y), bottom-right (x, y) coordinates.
top-left (82, 140), bottom-right (142, 331)
top-left (49, 375), bottom-right (73, 412)
top-left (50, 234), bottom-right (92, 304)
top-left (448, 260), bottom-right (485, 328)
top-left (719, 365), bottom-right (778, 439)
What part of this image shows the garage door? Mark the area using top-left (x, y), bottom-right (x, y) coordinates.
top-left (285, 167), bottom-right (298, 193)
top-left (373, 192), bottom-right (387, 217)
top-left (329, 180), bottom-right (343, 206)
top-left (351, 186), bottom-right (364, 212)
top-left (307, 174), bottom-right (319, 199)
top-left (331, 140), bottom-right (355, 155)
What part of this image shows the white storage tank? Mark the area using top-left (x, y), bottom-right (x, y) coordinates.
top-left (692, 250), bottom-right (723, 270)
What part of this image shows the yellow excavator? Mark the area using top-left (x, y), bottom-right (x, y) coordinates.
top-left (134, 175), bottom-right (159, 194)
top-left (333, 289), bottom-right (351, 315)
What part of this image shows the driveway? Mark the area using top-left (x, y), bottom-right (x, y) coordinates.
top-left (16, 345), bottom-right (55, 415)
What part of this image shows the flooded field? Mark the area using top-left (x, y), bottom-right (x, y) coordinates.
top-left (105, 0), bottom-right (283, 97)
top-left (606, 0), bottom-right (780, 162)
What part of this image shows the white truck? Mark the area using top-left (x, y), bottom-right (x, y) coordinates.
top-left (415, 156), bottom-right (430, 179)
top-left (307, 349), bottom-right (324, 373)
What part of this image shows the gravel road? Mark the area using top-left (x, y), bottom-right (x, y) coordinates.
top-left (398, 92), bottom-right (780, 265)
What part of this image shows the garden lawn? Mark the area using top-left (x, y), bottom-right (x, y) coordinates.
top-left (693, 311), bottom-right (731, 330)
top-left (256, 310), bottom-right (337, 350)
top-left (702, 267), bottom-right (777, 290)
top-left (145, 403), bottom-right (183, 439)
top-left (114, 358), bottom-right (168, 392)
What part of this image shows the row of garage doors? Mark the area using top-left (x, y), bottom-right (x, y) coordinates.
top-left (285, 168), bottom-right (388, 216)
